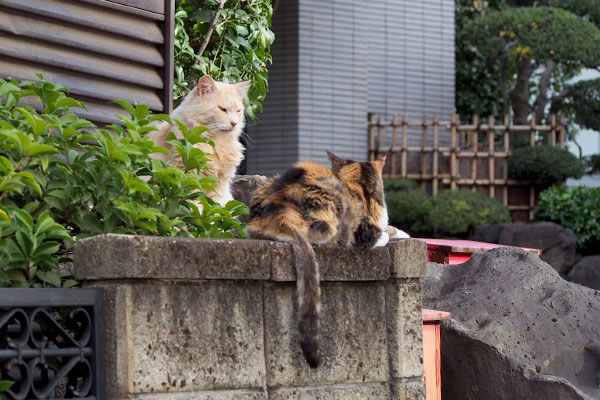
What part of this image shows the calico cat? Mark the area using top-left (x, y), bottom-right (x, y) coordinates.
top-left (148, 75), bottom-right (250, 206)
top-left (247, 151), bottom-right (400, 368)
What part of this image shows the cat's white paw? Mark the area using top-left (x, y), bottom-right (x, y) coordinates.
top-left (386, 225), bottom-right (410, 239)
top-left (375, 231), bottom-right (390, 247)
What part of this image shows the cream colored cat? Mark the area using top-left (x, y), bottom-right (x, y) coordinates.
top-left (148, 75), bottom-right (250, 206)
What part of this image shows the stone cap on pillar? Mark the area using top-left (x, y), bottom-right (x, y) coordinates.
top-left (74, 234), bottom-right (426, 282)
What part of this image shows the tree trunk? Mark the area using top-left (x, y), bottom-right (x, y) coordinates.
top-left (509, 59), bottom-right (535, 146)
top-left (549, 89), bottom-right (569, 116)
top-left (534, 60), bottom-right (556, 125)
top-left (500, 57), bottom-right (509, 117)
top-left (509, 59), bottom-right (534, 124)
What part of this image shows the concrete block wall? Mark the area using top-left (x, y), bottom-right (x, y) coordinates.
top-left (74, 234), bottom-right (427, 399)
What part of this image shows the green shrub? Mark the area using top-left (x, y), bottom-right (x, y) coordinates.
top-left (386, 186), bottom-right (433, 235)
top-left (0, 76), bottom-right (248, 288)
top-left (429, 190), bottom-right (512, 237)
top-left (508, 145), bottom-right (585, 183)
top-left (383, 178), bottom-right (421, 193)
top-left (385, 179), bottom-right (511, 237)
top-left (535, 185), bottom-right (600, 253)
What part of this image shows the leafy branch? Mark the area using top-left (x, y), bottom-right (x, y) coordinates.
top-left (188, 0), bottom-right (226, 89)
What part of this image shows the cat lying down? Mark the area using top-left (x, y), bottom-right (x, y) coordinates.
top-left (247, 151), bottom-right (408, 368)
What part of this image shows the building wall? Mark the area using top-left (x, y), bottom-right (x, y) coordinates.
top-left (246, 0), bottom-right (455, 175)
top-left (0, 0), bottom-right (173, 125)
top-left (367, 0), bottom-right (455, 147)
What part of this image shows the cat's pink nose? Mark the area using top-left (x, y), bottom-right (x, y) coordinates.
top-left (230, 121), bottom-right (238, 127)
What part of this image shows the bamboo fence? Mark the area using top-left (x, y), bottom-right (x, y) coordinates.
top-left (369, 113), bottom-right (566, 222)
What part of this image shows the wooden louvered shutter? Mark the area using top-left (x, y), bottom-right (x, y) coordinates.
top-left (0, 0), bottom-right (174, 125)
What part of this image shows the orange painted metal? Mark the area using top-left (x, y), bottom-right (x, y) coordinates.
top-left (419, 238), bottom-right (541, 264)
top-left (423, 309), bottom-right (451, 400)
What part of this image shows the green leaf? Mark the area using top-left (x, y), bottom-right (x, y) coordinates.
top-left (11, 209), bottom-right (34, 233)
top-left (134, 220), bottom-right (158, 233)
top-left (148, 114), bottom-right (173, 124)
top-left (55, 97), bottom-right (87, 110)
top-left (6, 270), bottom-right (28, 285)
top-left (0, 271), bottom-right (11, 285)
top-left (134, 103), bottom-right (150, 120)
top-left (113, 100), bottom-right (136, 116)
top-left (15, 107), bottom-right (48, 136)
top-left (62, 279), bottom-right (79, 288)
top-left (0, 209), bottom-right (10, 224)
top-left (36, 270), bottom-right (61, 287)
top-left (32, 241), bottom-right (61, 258)
top-left (34, 211), bottom-right (56, 236)
top-left (24, 143), bottom-right (59, 157)
top-left (76, 212), bottom-right (104, 234)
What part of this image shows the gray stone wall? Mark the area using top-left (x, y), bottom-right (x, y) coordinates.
top-left (74, 235), bottom-right (427, 399)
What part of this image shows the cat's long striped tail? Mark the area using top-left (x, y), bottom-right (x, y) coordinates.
top-left (289, 226), bottom-right (322, 368)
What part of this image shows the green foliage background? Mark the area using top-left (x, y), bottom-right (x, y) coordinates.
top-left (174, 0), bottom-right (274, 120)
top-left (508, 145), bottom-right (585, 183)
top-left (0, 77), bottom-right (248, 288)
top-left (456, 0), bottom-right (600, 132)
top-left (535, 185), bottom-right (600, 253)
top-left (385, 179), bottom-right (511, 237)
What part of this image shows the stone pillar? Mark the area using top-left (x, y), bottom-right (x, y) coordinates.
top-left (75, 234), bottom-right (426, 399)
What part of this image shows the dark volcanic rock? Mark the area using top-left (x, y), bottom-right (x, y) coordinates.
top-left (472, 222), bottom-right (578, 276)
top-left (569, 255), bottom-right (600, 290)
top-left (424, 248), bottom-right (600, 400)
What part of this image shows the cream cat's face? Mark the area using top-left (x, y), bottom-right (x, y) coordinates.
top-left (178, 75), bottom-right (250, 137)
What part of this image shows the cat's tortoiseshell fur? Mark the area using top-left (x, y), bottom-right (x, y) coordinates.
top-left (247, 151), bottom-right (389, 368)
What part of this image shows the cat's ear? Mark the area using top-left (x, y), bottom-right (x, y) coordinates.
top-left (234, 81), bottom-right (251, 98)
top-left (326, 150), bottom-right (346, 171)
top-left (197, 75), bottom-right (217, 96)
top-left (372, 155), bottom-right (387, 172)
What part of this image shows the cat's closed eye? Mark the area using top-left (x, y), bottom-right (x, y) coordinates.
top-left (218, 106), bottom-right (227, 112)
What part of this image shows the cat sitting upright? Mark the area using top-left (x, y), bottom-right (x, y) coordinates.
top-left (148, 75), bottom-right (250, 206)
top-left (247, 151), bottom-right (407, 368)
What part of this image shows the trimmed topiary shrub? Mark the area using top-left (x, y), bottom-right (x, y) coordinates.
top-left (535, 186), bottom-right (600, 253)
top-left (508, 145), bottom-right (585, 183)
top-left (429, 190), bottom-right (512, 237)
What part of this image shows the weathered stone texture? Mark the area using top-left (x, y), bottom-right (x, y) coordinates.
top-left (75, 235), bottom-right (285, 280)
top-left (117, 389), bottom-right (266, 400)
top-left (270, 245), bottom-right (391, 282)
top-left (390, 381), bottom-right (426, 400)
top-left (424, 248), bottom-right (600, 399)
top-left (388, 239), bottom-right (427, 278)
top-left (76, 234), bottom-right (426, 399)
top-left (269, 383), bottom-right (389, 399)
top-left (264, 282), bottom-right (388, 387)
top-left (89, 281), bottom-right (266, 397)
top-left (386, 279), bottom-right (424, 380)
